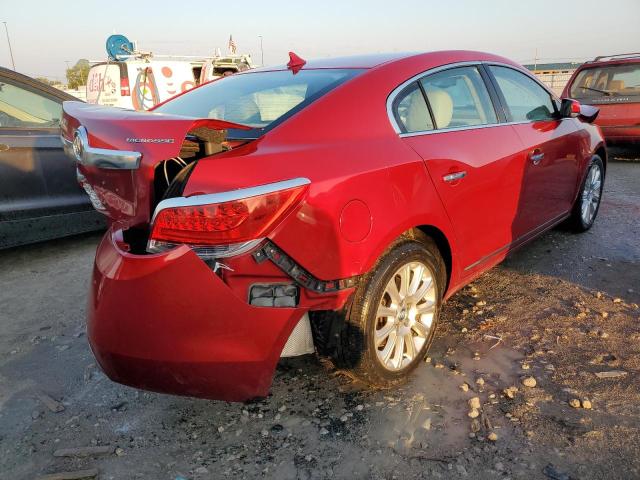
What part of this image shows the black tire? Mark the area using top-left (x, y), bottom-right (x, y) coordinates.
top-left (567, 155), bottom-right (604, 232)
top-left (334, 234), bottom-right (446, 387)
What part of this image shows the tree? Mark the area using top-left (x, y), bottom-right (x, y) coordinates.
top-left (66, 59), bottom-right (90, 89)
top-left (35, 77), bottom-right (57, 86)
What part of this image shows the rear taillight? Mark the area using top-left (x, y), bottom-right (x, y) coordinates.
top-left (120, 77), bottom-right (131, 96)
top-left (148, 178), bottom-right (309, 258)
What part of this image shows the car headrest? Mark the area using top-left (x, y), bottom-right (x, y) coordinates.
top-left (608, 80), bottom-right (625, 91)
top-left (405, 91), bottom-right (431, 132)
top-left (225, 96), bottom-right (260, 123)
top-left (425, 88), bottom-right (453, 129)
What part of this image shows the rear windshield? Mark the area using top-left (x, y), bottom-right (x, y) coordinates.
top-left (154, 69), bottom-right (362, 137)
top-left (569, 63), bottom-right (640, 103)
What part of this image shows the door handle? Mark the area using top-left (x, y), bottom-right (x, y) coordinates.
top-left (530, 149), bottom-right (545, 165)
top-left (443, 171), bottom-right (466, 183)
top-left (0, 143), bottom-right (9, 152)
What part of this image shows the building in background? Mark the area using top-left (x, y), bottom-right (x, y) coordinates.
top-left (60, 87), bottom-right (87, 101)
top-left (523, 62), bottom-right (583, 96)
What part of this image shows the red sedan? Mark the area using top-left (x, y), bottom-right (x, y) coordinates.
top-left (62, 50), bottom-right (605, 402)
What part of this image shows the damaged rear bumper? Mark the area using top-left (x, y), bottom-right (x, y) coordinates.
top-left (88, 230), bottom-right (306, 402)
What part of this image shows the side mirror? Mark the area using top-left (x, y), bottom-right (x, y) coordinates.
top-left (560, 98), bottom-right (599, 123)
top-left (560, 98), bottom-right (581, 118)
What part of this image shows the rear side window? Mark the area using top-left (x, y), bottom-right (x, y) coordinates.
top-left (420, 66), bottom-right (497, 129)
top-left (489, 66), bottom-right (556, 122)
top-left (569, 64), bottom-right (640, 102)
top-left (392, 82), bottom-right (434, 133)
top-left (154, 69), bottom-right (362, 134)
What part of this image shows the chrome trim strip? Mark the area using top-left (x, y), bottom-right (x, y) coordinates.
top-left (151, 177), bottom-right (311, 224)
top-left (463, 244), bottom-right (510, 272)
top-left (386, 60), bottom-right (561, 137)
top-left (398, 121), bottom-right (521, 138)
top-left (62, 126), bottom-right (142, 170)
top-left (463, 211), bottom-right (570, 271)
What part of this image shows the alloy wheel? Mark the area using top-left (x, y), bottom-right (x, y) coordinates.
top-left (581, 163), bottom-right (602, 225)
top-left (374, 261), bottom-right (436, 371)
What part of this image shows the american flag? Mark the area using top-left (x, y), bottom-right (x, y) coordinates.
top-left (228, 35), bottom-right (237, 54)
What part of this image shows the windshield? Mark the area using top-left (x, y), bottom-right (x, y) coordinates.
top-left (569, 63), bottom-right (640, 103)
top-left (154, 69), bottom-right (362, 137)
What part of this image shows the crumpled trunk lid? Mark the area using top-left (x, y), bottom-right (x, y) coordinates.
top-left (61, 101), bottom-right (249, 229)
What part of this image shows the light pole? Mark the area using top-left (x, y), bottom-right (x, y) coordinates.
top-left (258, 35), bottom-right (264, 66)
top-left (2, 22), bottom-right (15, 70)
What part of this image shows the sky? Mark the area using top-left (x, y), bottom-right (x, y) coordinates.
top-left (2, 0), bottom-right (639, 82)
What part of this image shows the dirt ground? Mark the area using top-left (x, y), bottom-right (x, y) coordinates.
top-left (0, 160), bottom-right (638, 480)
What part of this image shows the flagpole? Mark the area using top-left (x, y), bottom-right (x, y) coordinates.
top-left (2, 22), bottom-right (15, 70)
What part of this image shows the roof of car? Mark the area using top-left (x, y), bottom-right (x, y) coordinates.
top-left (579, 53), bottom-right (640, 68)
top-left (249, 52), bottom-right (416, 72)
top-left (0, 66), bottom-right (77, 101)
top-left (247, 51), bottom-right (524, 75)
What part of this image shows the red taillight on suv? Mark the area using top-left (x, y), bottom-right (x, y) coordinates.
top-left (147, 178), bottom-right (310, 258)
top-left (121, 77), bottom-right (131, 96)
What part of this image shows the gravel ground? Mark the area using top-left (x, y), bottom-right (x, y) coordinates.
top-left (0, 160), bottom-right (638, 480)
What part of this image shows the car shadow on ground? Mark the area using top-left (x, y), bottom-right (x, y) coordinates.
top-left (502, 159), bottom-right (639, 304)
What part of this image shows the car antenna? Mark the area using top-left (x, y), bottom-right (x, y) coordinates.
top-left (287, 51), bottom-right (306, 74)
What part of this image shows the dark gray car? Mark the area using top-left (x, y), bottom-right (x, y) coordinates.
top-left (0, 68), bottom-right (105, 248)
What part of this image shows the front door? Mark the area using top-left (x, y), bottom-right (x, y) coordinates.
top-left (486, 65), bottom-right (581, 236)
top-left (0, 75), bottom-right (88, 225)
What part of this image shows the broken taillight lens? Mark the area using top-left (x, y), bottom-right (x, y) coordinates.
top-left (148, 183), bottom-right (308, 258)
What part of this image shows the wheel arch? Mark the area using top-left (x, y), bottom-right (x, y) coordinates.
top-left (594, 143), bottom-right (607, 174)
top-left (368, 222), bottom-right (456, 296)
top-left (413, 225), bottom-right (453, 292)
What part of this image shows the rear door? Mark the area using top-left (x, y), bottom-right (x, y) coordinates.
top-left (392, 64), bottom-right (527, 275)
top-left (486, 65), bottom-right (581, 235)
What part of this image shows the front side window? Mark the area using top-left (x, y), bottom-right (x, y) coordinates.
top-left (392, 82), bottom-right (434, 133)
top-left (0, 80), bottom-right (61, 128)
top-left (489, 66), bottom-right (556, 122)
top-left (154, 69), bottom-right (362, 136)
top-left (569, 63), bottom-right (640, 103)
top-left (420, 66), bottom-right (497, 129)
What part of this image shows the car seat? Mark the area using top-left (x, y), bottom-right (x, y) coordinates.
top-left (405, 90), bottom-right (432, 132)
top-left (608, 80), bottom-right (625, 92)
top-left (425, 88), bottom-right (453, 129)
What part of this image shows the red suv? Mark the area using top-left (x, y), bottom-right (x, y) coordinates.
top-left (563, 53), bottom-right (640, 153)
top-left (62, 51), bottom-right (605, 402)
